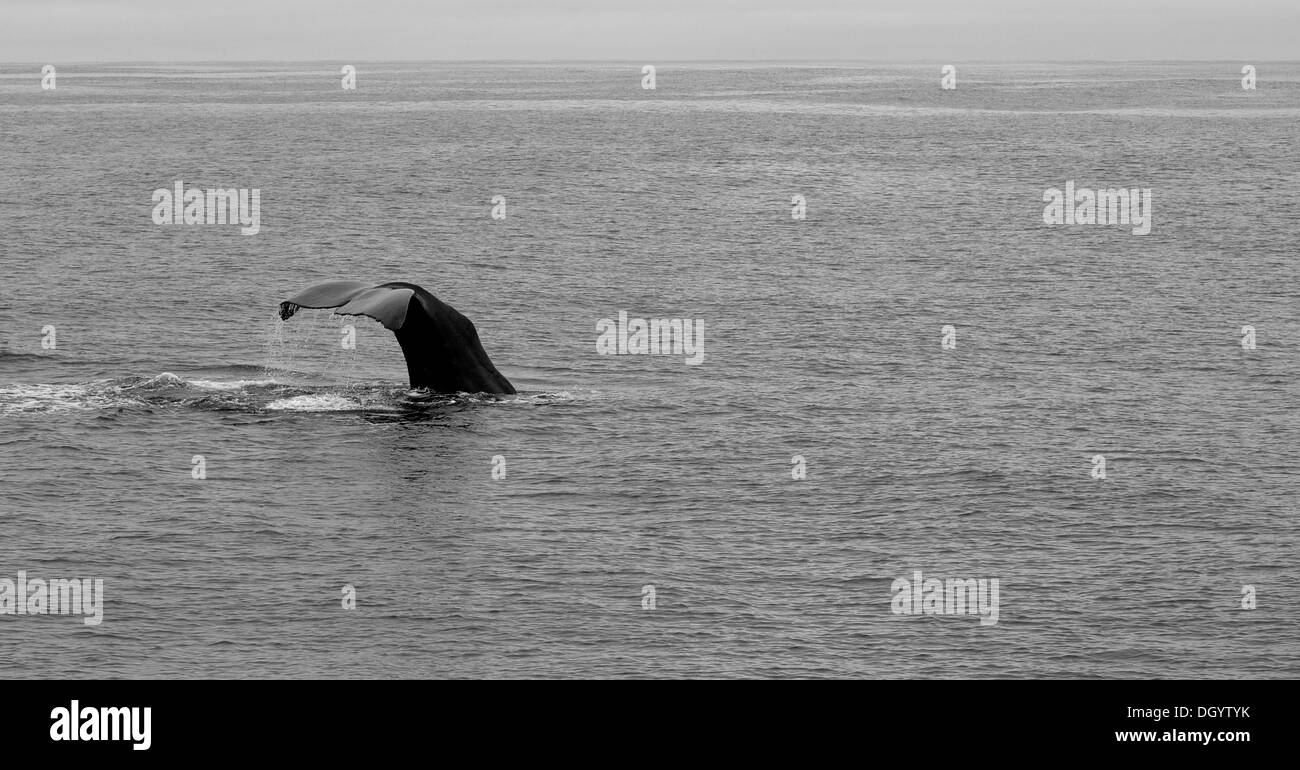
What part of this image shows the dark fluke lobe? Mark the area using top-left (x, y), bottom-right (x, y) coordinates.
top-left (279, 280), bottom-right (515, 394)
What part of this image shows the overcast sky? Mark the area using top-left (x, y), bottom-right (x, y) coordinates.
top-left (5, 0), bottom-right (1297, 62)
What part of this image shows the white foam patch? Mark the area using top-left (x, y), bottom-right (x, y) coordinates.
top-left (0, 383), bottom-right (110, 414)
top-left (499, 391), bottom-right (577, 404)
top-left (266, 394), bottom-right (361, 412)
top-left (189, 378), bottom-right (278, 391)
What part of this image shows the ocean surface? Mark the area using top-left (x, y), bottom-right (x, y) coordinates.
top-left (1, 62), bottom-right (1297, 678)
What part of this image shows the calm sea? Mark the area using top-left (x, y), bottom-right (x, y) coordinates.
top-left (1, 62), bottom-right (1297, 678)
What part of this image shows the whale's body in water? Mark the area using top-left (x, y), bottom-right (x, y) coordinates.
top-left (279, 280), bottom-right (515, 394)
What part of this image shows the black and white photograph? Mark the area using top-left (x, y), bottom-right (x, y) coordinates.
top-left (1, 0), bottom-right (1293, 752)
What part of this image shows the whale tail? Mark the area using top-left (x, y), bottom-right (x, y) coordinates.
top-left (279, 280), bottom-right (515, 395)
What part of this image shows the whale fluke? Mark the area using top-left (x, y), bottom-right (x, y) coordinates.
top-left (279, 280), bottom-right (515, 395)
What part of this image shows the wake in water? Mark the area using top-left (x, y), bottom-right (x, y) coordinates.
top-left (0, 369), bottom-right (573, 416)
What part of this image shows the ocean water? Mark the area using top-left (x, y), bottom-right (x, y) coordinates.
top-left (1, 62), bottom-right (1297, 678)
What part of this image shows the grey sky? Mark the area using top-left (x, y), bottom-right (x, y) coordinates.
top-left (4, 0), bottom-right (1297, 61)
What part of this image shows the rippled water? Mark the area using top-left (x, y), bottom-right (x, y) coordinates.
top-left (1, 62), bottom-right (1297, 678)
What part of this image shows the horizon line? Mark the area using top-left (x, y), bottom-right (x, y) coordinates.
top-left (4, 58), bottom-right (1297, 66)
